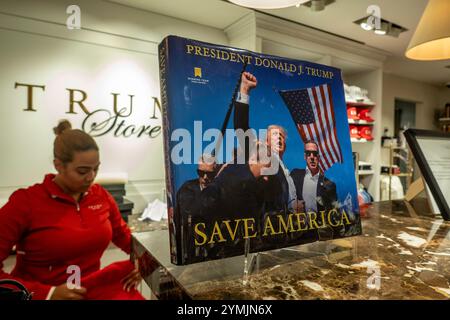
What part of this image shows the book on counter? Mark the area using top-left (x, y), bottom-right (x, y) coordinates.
top-left (159, 35), bottom-right (361, 265)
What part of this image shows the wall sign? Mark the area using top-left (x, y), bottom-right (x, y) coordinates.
top-left (14, 82), bottom-right (162, 139)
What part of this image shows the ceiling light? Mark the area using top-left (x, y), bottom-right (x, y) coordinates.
top-left (360, 22), bottom-right (373, 31)
top-left (374, 22), bottom-right (388, 35)
top-left (302, 0), bottom-right (334, 12)
top-left (310, 0), bottom-right (325, 11)
top-left (406, 0), bottom-right (450, 61)
top-left (354, 16), bottom-right (407, 38)
top-left (228, 0), bottom-right (309, 9)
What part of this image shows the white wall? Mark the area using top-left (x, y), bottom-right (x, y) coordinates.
top-left (381, 72), bottom-right (443, 193)
top-left (345, 69), bottom-right (383, 201)
top-left (0, 0), bottom-right (229, 211)
top-left (382, 73), bottom-right (442, 135)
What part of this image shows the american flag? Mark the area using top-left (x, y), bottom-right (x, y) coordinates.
top-left (279, 84), bottom-right (343, 172)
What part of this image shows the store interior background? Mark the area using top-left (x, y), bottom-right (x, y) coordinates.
top-left (1, 0), bottom-right (449, 210)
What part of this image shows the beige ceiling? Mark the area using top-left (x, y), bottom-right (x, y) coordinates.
top-left (109, 0), bottom-right (450, 86)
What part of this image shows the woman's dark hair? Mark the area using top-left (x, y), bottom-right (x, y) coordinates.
top-left (53, 120), bottom-right (99, 163)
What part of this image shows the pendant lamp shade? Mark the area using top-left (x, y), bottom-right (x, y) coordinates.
top-left (228, 0), bottom-right (309, 9)
top-left (406, 0), bottom-right (450, 61)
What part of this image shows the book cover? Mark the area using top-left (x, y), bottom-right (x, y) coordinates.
top-left (159, 36), bottom-right (362, 265)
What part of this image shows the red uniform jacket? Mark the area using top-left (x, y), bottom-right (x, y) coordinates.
top-left (0, 174), bottom-right (141, 300)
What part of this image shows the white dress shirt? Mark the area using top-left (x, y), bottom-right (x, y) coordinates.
top-left (303, 167), bottom-right (319, 213)
top-left (277, 155), bottom-right (297, 209)
top-left (236, 92), bottom-right (249, 104)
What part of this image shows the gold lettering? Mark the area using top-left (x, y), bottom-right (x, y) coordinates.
top-left (150, 97), bottom-right (161, 119)
top-left (308, 211), bottom-right (320, 229)
top-left (112, 93), bottom-right (134, 117)
top-left (289, 64), bottom-right (297, 73)
top-left (319, 210), bottom-right (326, 227)
top-left (270, 59), bottom-right (278, 69)
top-left (263, 216), bottom-right (278, 236)
top-left (243, 218), bottom-right (257, 238)
top-left (208, 222), bottom-right (226, 244)
top-left (223, 219), bottom-right (241, 241)
top-left (186, 44), bottom-right (194, 54)
top-left (305, 66), bottom-right (334, 79)
top-left (210, 48), bottom-right (216, 59)
top-left (295, 213), bottom-right (308, 231)
top-left (221, 51), bottom-right (230, 61)
top-left (328, 209), bottom-right (341, 227)
top-left (66, 88), bottom-right (90, 115)
top-left (277, 214), bottom-right (295, 234)
top-left (341, 209), bottom-right (352, 225)
top-left (194, 223), bottom-right (207, 246)
top-left (14, 82), bottom-right (45, 112)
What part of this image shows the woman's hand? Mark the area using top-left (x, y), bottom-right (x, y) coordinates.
top-left (121, 267), bottom-right (142, 292)
top-left (50, 284), bottom-right (87, 300)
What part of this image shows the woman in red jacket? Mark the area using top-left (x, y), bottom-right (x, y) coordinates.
top-left (0, 120), bottom-right (143, 300)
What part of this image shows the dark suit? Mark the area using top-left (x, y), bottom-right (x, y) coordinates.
top-left (290, 169), bottom-right (337, 212)
top-left (199, 163), bottom-right (264, 220)
top-left (196, 163), bottom-right (266, 260)
top-left (175, 179), bottom-right (202, 261)
top-left (233, 101), bottom-right (289, 212)
top-left (291, 169), bottom-right (342, 239)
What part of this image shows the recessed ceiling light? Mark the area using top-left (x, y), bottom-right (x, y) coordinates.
top-left (302, 0), bottom-right (335, 12)
top-left (375, 22), bottom-right (388, 35)
top-left (228, 0), bottom-right (309, 9)
top-left (360, 22), bottom-right (373, 31)
top-left (354, 16), bottom-right (407, 38)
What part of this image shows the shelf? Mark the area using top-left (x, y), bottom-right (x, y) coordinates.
top-left (346, 101), bottom-right (375, 108)
top-left (351, 138), bottom-right (373, 143)
top-left (348, 119), bottom-right (375, 125)
top-left (358, 170), bottom-right (374, 175)
top-left (382, 146), bottom-right (408, 150)
top-left (380, 173), bottom-right (413, 177)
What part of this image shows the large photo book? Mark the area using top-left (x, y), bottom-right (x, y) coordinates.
top-left (159, 35), bottom-right (361, 265)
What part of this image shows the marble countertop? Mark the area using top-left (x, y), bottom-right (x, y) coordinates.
top-left (132, 199), bottom-right (450, 300)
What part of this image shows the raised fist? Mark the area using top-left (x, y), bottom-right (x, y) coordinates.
top-left (240, 72), bottom-right (257, 95)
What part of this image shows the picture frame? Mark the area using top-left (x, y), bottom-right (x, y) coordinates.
top-left (404, 129), bottom-right (450, 220)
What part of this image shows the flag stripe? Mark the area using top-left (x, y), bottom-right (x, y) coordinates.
top-left (321, 85), bottom-right (342, 163)
top-left (307, 88), bottom-right (332, 169)
top-left (305, 123), bottom-right (314, 143)
top-left (297, 124), bottom-right (307, 141)
top-left (318, 85), bottom-right (340, 163)
top-left (312, 86), bottom-right (338, 165)
top-left (279, 83), bottom-right (343, 172)
top-left (325, 84), bottom-right (343, 162)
